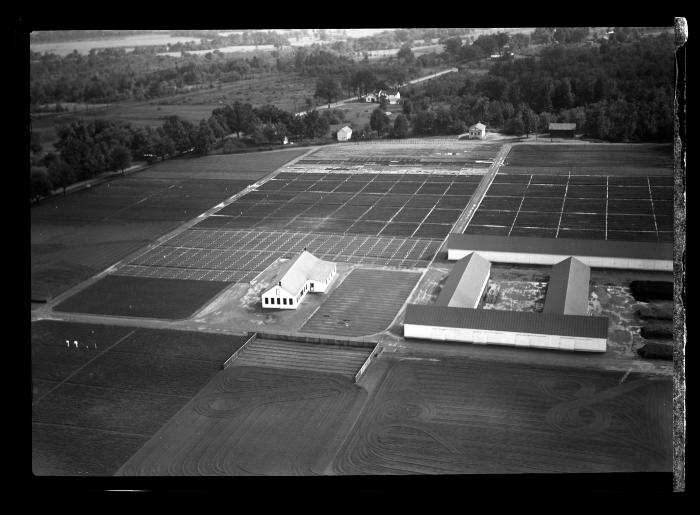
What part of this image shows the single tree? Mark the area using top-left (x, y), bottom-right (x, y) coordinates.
top-left (109, 144), bottom-right (132, 175)
top-left (30, 167), bottom-right (52, 203)
top-left (369, 107), bottom-right (391, 136)
top-left (392, 114), bottom-right (409, 138)
top-left (314, 77), bottom-right (341, 109)
top-left (47, 157), bottom-right (75, 195)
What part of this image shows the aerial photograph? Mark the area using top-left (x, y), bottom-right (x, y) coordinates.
top-left (29, 24), bottom-right (684, 490)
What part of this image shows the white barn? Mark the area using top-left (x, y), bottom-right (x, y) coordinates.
top-left (337, 126), bottom-right (353, 142)
top-left (468, 122), bottom-right (486, 139)
top-left (261, 251), bottom-right (336, 310)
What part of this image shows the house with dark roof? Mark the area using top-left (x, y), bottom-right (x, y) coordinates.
top-left (261, 251), bottom-right (336, 309)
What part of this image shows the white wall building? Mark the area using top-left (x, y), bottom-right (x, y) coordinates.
top-left (337, 126), bottom-right (353, 142)
top-left (261, 251), bottom-right (336, 310)
top-left (468, 122), bottom-right (486, 139)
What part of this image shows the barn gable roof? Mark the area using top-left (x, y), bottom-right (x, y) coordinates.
top-left (272, 251), bottom-right (335, 296)
top-left (543, 257), bottom-right (591, 315)
top-left (436, 252), bottom-right (491, 308)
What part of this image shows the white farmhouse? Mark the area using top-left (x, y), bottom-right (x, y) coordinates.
top-left (337, 126), bottom-right (353, 142)
top-left (261, 251), bottom-right (336, 310)
top-left (468, 122), bottom-right (486, 139)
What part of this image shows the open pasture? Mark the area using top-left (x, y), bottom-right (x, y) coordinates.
top-left (331, 355), bottom-right (672, 474)
top-left (301, 269), bottom-right (420, 337)
top-left (465, 169), bottom-right (674, 242)
top-left (32, 320), bottom-right (248, 475)
top-left (53, 275), bottom-right (231, 319)
top-left (117, 365), bottom-right (367, 476)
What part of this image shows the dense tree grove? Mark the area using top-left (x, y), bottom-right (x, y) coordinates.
top-left (400, 31), bottom-right (673, 142)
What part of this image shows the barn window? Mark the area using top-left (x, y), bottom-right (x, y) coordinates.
top-left (264, 298), bottom-right (268, 305)
top-left (277, 298), bottom-right (280, 305)
top-left (283, 298), bottom-right (287, 305)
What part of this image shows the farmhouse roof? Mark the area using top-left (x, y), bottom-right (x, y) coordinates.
top-left (549, 122), bottom-right (577, 131)
top-left (436, 252), bottom-right (491, 308)
top-left (543, 257), bottom-right (591, 315)
top-left (404, 304), bottom-right (609, 339)
top-left (470, 122), bottom-right (486, 130)
top-left (447, 234), bottom-right (673, 261)
top-left (274, 251), bottom-right (335, 296)
top-left (337, 126), bottom-right (352, 136)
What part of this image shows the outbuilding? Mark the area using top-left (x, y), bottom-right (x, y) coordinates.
top-left (548, 122), bottom-right (576, 138)
top-left (337, 126), bottom-right (353, 142)
top-left (468, 122), bottom-right (486, 139)
top-left (261, 251), bottom-right (336, 310)
top-left (436, 252), bottom-right (491, 309)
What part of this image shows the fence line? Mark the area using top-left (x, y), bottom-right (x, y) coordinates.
top-left (221, 332), bottom-right (258, 369)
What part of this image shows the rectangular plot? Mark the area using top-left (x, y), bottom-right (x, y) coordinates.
top-left (361, 206), bottom-right (401, 222)
top-left (414, 223), bottom-right (452, 239)
top-left (424, 209), bottom-right (462, 225)
top-left (301, 269), bottom-right (420, 337)
top-left (494, 174), bottom-right (531, 183)
top-left (416, 183), bottom-right (449, 195)
top-left (557, 228), bottom-right (607, 240)
top-left (559, 212), bottom-right (607, 231)
top-left (566, 175), bottom-right (608, 185)
top-left (515, 211), bottom-right (562, 227)
top-left (307, 181), bottom-right (343, 192)
top-left (607, 186), bottom-right (651, 200)
top-left (454, 175), bottom-right (485, 183)
top-left (436, 196), bottom-right (470, 210)
top-left (526, 185), bottom-right (567, 197)
top-left (607, 230), bottom-right (659, 242)
top-left (446, 183), bottom-right (478, 196)
top-left (379, 223), bottom-right (420, 237)
top-left (334, 182), bottom-right (367, 193)
top-left (348, 174), bottom-right (377, 182)
top-left (658, 232), bottom-right (673, 242)
top-left (404, 195), bottom-right (441, 208)
top-left (464, 225), bottom-right (510, 236)
top-left (607, 214), bottom-right (657, 232)
top-left (480, 196), bottom-right (523, 210)
top-left (361, 182), bottom-right (394, 194)
top-left (649, 176), bottom-right (674, 187)
top-left (471, 210), bottom-right (517, 226)
top-left (346, 221), bottom-right (386, 235)
top-left (655, 215), bottom-right (673, 232)
top-left (563, 198), bottom-right (607, 213)
top-left (390, 182), bottom-right (422, 194)
top-left (292, 192), bottom-right (325, 203)
top-left (487, 183), bottom-right (528, 196)
top-left (653, 200), bottom-right (674, 217)
top-left (566, 185), bottom-right (607, 199)
top-left (520, 197), bottom-right (563, 213)
top-left (509, 227), bottom-right (558, 238)
top-left (530, 174), bottom-right (569, 185)
top-left (392, 208), bottom-right (431, 223)
top-left (423, 174), bottom-right (455, 182)
top-left (333, 205), bottom-right (371, 219)
top-left (347, 195), bottom-right (383, 206)
top-left (607, 176), bottom-right (649, 187)
top-left (607, 199), bottom-right (654, 215)
top-left (378, 194), bottom-right (413, 207)
top-left (651, 187), bottom-right (674, 201)
top-left (256, 181), bottom-right (285, 191)
top-left (281, 181), bottom-right (315, 191)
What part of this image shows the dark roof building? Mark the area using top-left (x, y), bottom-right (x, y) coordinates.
top-left (436, 252), bottom-right (491, 309)
top-left (548, 122), bottom-right (576, 138)
top-left (447, 234), bottom-right (672, 271)
top-left (404, 304), bottom-right (609, 340)
top-left (543, 257), bottom-right (591, 315)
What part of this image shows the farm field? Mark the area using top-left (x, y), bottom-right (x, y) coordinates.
top-left (53, 275), bottom-right (231, 319)
top-left (32, 320), bottom-right (248, 475)
top-left (301, 269), bottom-right (420, 337)
top-left (464, 143), bottom-right (674, 242)
top-left (331, 354), bottom-right (672, 474)
top-left (31, 149), bottom-right (305, 301)
top-left (117, 365), bottom-right (368, 476)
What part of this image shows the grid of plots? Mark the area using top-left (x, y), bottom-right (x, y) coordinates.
top-left (464, 173), bottom-right (674, 242)
top-left (116, 229), bottom-right (443, 282)
top-left (194, 171), bottom-right (482, 240)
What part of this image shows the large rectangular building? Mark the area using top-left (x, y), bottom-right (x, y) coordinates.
top-left (436, 252), bottom-right (491, 309)
top-left (404, 304), bottom-right (608, 352)
top-left (447, 234), bottom-right (672, 272)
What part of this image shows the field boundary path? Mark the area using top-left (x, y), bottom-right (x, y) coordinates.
top-left (32, 146), bottom-right (321, 323)
top-left (450, 143), bottom-right (512, 235)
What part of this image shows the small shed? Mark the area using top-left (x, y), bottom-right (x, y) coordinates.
top-left (337, 126), bottom-right (353, 142)
top-left (261, 251), bottom-right (336, 310)
top-left (468, 122), bottom-right (486, 139)
top-left (548, 122), bottom-right (576, 138)
top-left (364, 93), bottom-right (378, 103)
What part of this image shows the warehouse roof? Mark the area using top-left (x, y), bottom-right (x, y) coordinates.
top-left (549, 123), bottom-right (577, 131)
top-left (274, 251), bottom-right (335, 296)
top-left (404, 304), bottom-right (609, 339)
top-left (543, 257), bottom-right (591, 315)
top-left (447, 234), bottom-right (673, 261)
top-left (436, 252), bottom-right (491, 308)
